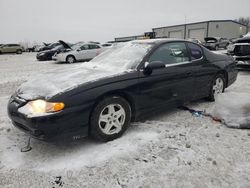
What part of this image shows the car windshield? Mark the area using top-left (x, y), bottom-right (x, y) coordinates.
top-left (52, 45), bottom-right (63, 50)
top-left (88, 42), bottom-right (153, 70)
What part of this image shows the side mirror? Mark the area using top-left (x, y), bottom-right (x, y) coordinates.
top-left (143, 61), bottom-right (165, 75)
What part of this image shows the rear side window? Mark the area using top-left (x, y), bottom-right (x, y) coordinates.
top-left (187, 43), bottom-right (203, 60)
top-left (80, 45), bottom-right (89, 50)
top-left (89, 44), bottom-right (100, 49)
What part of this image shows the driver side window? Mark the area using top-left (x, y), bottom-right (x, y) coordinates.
top-left (80, 45), bottom-right (89, 50)
top-left (148, 42), bottom-right (189, 65)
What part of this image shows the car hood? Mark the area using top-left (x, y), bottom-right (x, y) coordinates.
top-left (17, 64), bottom-right (130, 101)
top-left (58, 40), bottom-right (72, 49)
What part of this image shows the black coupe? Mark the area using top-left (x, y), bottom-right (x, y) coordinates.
top-left (8, 39), bottom-right (237, 142)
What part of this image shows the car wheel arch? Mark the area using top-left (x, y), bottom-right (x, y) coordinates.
top-left (216, 70), bottom-right (228, 87)
top-left (88, 91), bottom-right (136, 129)
top-left (66, 54), bottom-right (76, 61)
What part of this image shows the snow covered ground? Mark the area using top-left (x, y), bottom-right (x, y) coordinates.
top-left (0, 52), bottom-right (250, 188)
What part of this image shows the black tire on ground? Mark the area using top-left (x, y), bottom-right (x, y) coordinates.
top-left (90, 96), bottom-right (131, 142)
top-left (66, 55), bottom-right (76, 64)
top-left (207, 74), bottom-right (225, 102)
top-left (16, 49), bottom-right (22, 54)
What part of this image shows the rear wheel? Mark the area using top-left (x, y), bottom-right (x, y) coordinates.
top-left (207, 74), bottom-right (225, 101)
top-left (90, 96), bottom-right (131, 142)
top-left (66, 55), bottom-right (76, 64)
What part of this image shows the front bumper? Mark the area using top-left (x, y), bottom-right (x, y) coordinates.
top-left (54, 54), bottom-right (66, 62)
top-left (36, 53), bottom-right (50, 61)
top-left (7, 95), bottom-right (90, 141)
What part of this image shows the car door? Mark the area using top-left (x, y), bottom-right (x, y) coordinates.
top-left (88, 44), bottom-right (101, 59)
top-left (8, 44), bottom-right (16, 52)
top-left (219, 38), bottom-right (227, 48)
top-left (2, 45), bottom-right (11, 53)
top-left (186, 42), bottom-right (219, 99)
top-left (136, 42), bottom-right (196, 113)
top-left (76, 44), bottom-right (91, 61)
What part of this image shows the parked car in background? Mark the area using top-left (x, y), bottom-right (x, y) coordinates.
top-left (36, 41), bottom-right (72, 61)
top-left (37, 42), bottom-right (61, 52)
top-left (54, 42), bottom-right (104, 63)
top-left (203, 37), bottom-right (230, 50)
top-left (0, 44), bottom-right (24, 54)
top-left (27, 45), bottom-right (41, 52)
top-left (102, 43), bottom-right (113, 47)
top-left (8, 39), bottom-right (237, 142)
top-left (227, 36), bottom-right (250, 69)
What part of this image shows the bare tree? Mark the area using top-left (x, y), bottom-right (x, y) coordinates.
top-left (235, 17), bottom-right (250, 26)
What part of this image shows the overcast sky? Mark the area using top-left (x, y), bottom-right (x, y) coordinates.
top-left (0, 0), bottom-right (249, 44)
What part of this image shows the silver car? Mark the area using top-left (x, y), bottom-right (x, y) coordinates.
top-left (54, 43), bottom-right (105, 63)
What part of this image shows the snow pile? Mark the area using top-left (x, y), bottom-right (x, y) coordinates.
top-left (212, 92), bottom-right (250, 128)
top-left (244, 32), bottom-right (250, 37)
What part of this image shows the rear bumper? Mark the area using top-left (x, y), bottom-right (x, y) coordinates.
top-left (7, 96), bottom-right (91, 141)
top-left (237, 60), bottom-right (250, 70)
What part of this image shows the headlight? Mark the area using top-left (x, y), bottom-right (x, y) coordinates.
top-left (27, 99), bottom-right (64, 113)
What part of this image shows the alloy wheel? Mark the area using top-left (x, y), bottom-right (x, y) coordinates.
top-left (98, 104), bottom-right (126, 135)
top-left (67, 56), bottom-right (75, 63)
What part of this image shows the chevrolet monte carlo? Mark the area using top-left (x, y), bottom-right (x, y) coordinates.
top-left (8, 39), bottom-right (237, 142)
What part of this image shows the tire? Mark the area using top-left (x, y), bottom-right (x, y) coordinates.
top-left (90, 96), bottom-right (131, 142)
top-left (215, 46), bottom-right (219, 51)
top-left (16, 49), bottom-right (22, 54)
top-left (66, 55), bottom-right (76, 64)
top-left (207, 74), bottom-right (225, 102)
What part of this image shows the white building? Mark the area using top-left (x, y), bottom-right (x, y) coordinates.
top-left (153, 20), bottom-right (247, 42)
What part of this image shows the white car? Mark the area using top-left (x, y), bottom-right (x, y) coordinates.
top-left (54, 43), bottom-right (104, 63)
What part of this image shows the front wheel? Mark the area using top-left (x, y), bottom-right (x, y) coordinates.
top-left (66, 55), bottom-right (76, 64)
top-left (16, 49), bottom-right (22, 54)
top-left (90, 96), bottom-right (131, 142)
top-left (207, 74), bottom-right (225, 101)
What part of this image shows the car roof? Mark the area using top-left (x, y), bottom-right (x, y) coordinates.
top-left (131, 38), bottom-right (188, 45)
